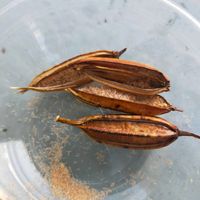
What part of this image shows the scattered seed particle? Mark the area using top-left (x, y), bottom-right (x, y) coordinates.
top-left (1, 48), bottom-right (6, 54)
top-left (1, 128), bottom-right (7, 132)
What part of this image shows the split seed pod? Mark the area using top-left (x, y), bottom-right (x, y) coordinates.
top-left (56, 114), bottom-right (200, 149)
top-left (11, 49), bottom-right (126, 93)
top-left (68, 84), bottom-right (181, 115)
top-left (77, 57), bottom-right (170, 95)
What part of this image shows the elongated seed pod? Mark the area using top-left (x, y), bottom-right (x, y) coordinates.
top-left (77, 57), bottom-right (170, 95)
top-left (56, 114), bottom-right (200, 149)
top-left (68, 84), bottom-right (181, 115)
top-left (11, 49), bottom-right (126, 93)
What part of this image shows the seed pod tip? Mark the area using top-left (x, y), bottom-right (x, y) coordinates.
top-left (172, 106), bottom-right (183, 112)
top-left (55, 115), bottom-right (80, 125)
top-left (55, 115), bottom-right (60, 122)
top-left (179, 131), bottom-right (200, 139)
top-left (10, 86), bottom-right (27, 94)
top-left (118, 48), bottom-right (127, 56)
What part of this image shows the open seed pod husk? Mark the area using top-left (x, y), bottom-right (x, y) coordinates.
top-left (68, 83), bottom-right (181, 115)
top-left (11, 49), bottom-right (126, 93)
top-left (56, 114), bottom-right (200, 150)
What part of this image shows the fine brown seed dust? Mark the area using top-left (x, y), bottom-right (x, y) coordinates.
top-left (79, 84), bottom-right (169, 108)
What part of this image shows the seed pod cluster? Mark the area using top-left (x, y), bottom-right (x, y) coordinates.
top-left (13, 49), bottom-right (200, 150)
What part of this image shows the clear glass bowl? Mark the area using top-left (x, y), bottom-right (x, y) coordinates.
top-left (0, 0), bottom-right (200, 199)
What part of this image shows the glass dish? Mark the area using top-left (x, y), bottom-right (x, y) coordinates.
top-left (0, 0), bottom-right (200, 199)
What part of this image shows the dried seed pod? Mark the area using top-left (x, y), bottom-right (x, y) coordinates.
top-left (77, 57), bottom-right (170, 95)
top-left (68, 84), bottom-right (181, 115)
top-left (11, 49), bottom-right (126, 93)
top-left (56, 114), bottom-right (200, 149)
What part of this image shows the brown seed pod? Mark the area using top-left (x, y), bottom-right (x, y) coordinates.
top-left (11, 49), bottom-right (126, 93)
top-left (77, 57), bottom-right (170, 95)
top-left (68, 84), bottom-right (181, 115)
top-left (56, 114), bottom-right (200, 150)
